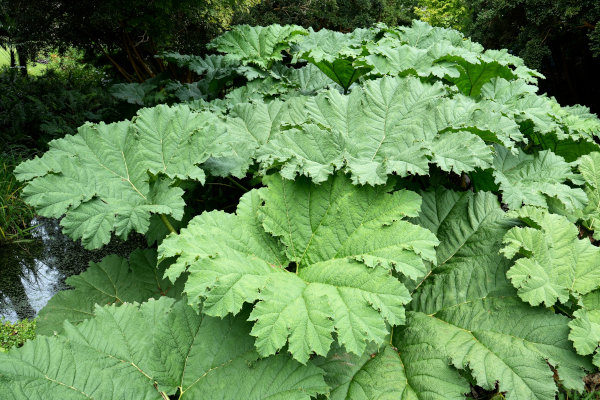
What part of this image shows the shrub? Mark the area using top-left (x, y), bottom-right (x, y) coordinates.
top-left (0, 151), bottom-right (35, 244)
top-left (3, 21), bottom-right (600, 399)
top-left (0, 60), bottom-right (125, 150)
top-left (0, 319), bottom-right (35, 352)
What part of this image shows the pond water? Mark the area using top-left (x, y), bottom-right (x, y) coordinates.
top-left (0, 218), bottom-right (145, 322)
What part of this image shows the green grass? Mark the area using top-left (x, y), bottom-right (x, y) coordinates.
top-left (0, 47), bottom-right (9, 66)
top-left (0, 319), bottom-right (36, 352)
top-left (0, 151), bottom-right (36, 244)
top-left (0, 47), bottom-right (53, 76)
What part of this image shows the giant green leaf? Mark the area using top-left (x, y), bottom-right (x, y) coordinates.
top-left (492, 146), bottom-right (587, 211)
top-left (209, 24), bottom-right (307, 69)
top-left (502, 206), bottom-right (600, 307)
top-left (36, 249), bottom-right (184, 335)
top-left (14, 105), bottom-right (233, 249)
top-left (378, 20), bottom-right (541, 88)
top-left (316, 189), bottom-right (589, 399)
top-left (480, 78), bottom-right (559, 135)
top-left (315, 341), bottom-right (468, 399)
top-left (258, 76), bottom-right (498, 185)
top-left (362, 42), bottom-right (456, 79)
top-left (577, 152), bottom-right (600, 238)
top-left (569, 290), bottom-right (600, 368)
top-left (160, 173), bottom-right (438, 363)
top-left (0, 298), bottom-right (328, 399)
top-left (382, 20), bottom-right (476, 49)
top-left (443, 57), bottom-right (515, 97)
top-left (410, 191), bottom-right (589, 396)
top-left (295, 28), bottom-right (375, 91)
top-left (205, 100), bottom-right (286, 177)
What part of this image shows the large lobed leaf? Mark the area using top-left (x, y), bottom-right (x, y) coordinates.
top-left (501, 205), bottom-right (600, 372)
top-left (0, 298), bottom-right (328, 399)
top-left (14, 105), bottom-right (237, 249)
top-left (208, 24), bottom-right (307, 68)
top-left (294, 27), bottom-right (376, 90)
top-left (315, 189), bottom-right (590, 399)
top-left (569, 290), bottom-right (600, 368)
top-left (258, 76), bottom-right (511, 185)
top-left (502, 206), bottom-right (600, 307)
top-left (577, 152), bottom-right (600, 238)
top-left (35, 249), bottom-right (185, 335)
top-left (492, 145), bottom-right (587, 211)
top-left (159, 172), bottom-right (438, 363)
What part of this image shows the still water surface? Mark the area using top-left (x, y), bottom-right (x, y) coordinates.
top-left (0, 218), bottom-right (144, 322)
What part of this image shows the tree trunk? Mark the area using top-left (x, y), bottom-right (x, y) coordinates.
top-left (16, 45), bottom-right (27, 76)
top-left (10, 46), bottom-right (16, 68)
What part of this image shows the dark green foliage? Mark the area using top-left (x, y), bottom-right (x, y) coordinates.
top-left (0, 318), bottom-right (35, 352)
top-left (237, 0), bottom-right (416, 31)
top-left (466, 0), bottom-right (600, 113)
top-left (0, 66), bottom-right (125, 149)
top-left (0, 0), bottom-right (261, 82)
top-left (0, 151), bottom-right (35, 244)
top-left (109, 53), bottom-right (240, 107)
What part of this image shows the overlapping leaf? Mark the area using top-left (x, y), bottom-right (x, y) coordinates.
top-left (577, 152), bottom-right (600, 238)
top-left (203, 99), bottom-right (287, 177)
top-left (362, 41), bottom-right (457, 79)
top-left (502, 207), bottom-right (600, 307)
top-left (12, 20), bottom-right (600, 399)
top-left (492, 145), bottom-right (587, 211)
top-left (14, 105), bottom-right (238, 248)
top-left (382, 20), bottom-right (478, 51)
top-left (294, 27), bottom-right (375, 90)
top-left (0, 298), bottom-right (328, 399)
top-left (377, 20), bottom-right (542, 89)
top-left (315, 190), bottom-right (589, 399)
top-left (160, 53), bottom-right (239, 98)
top-left (208, 24), bottom-right (307, 68)
top-left (569, 290), bottom-right (600, 368)
top-left (315, 341), bottom-right (468, 399)
top-left (36, 249), bottom-right (184, 335)
top-left (258, 76), bottom-right (510, 185)
top-left (480, 78), bottom-right (600, 153)
top-left (159, 173), bottom-right (438, 363)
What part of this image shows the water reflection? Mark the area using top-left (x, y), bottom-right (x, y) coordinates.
top-left (0, 218), bottom-right (145, 322)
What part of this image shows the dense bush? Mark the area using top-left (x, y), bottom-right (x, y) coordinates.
top-left (236, 0), bottom-right (416, 30)
top-left (466, 0), bottom-right (600, 114)
top-left (2, 21), bottom-right (600, 399)
top-left (0, 62), bottom-right (125, 149)
top-left (0, 0), bottom-right (262, 82)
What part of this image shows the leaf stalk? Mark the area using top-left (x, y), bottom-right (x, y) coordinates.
top-left (160, 214), bottom-right (177, 234)
top-left (226, 176), bottom-right (250, 192)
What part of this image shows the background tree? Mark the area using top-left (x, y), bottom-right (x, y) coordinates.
top-left (0, 0), bottom-right (56, 76)
top-left (236, 0), bottom-right (416, 31)
top-left (412, 0), bottom-right (471, 30)
top-left (466, 0), bottom-right (600, 113)
top-left (1, 0), bottom-right (260, 82)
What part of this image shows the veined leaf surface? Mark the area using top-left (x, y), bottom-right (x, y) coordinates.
top-left (14, 105), bottom-right (233, 249)
top-left (160, 173), bottom-right (438, 363)
top-left (36, 249), bottom-right (184, 335)
top-left (317, 189), bottom-right (590, 399)
top-left (0, 298), bottom-right (328, 399)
